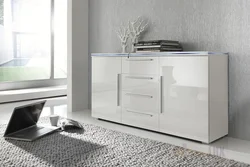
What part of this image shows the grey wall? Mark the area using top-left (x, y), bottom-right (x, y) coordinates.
top-left (89, 0), bottom-right (250, 141)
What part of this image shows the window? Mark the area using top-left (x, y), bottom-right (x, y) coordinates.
top-left (0, 0), bottom-right (67, 89)
top-left (0, 0), bottom-right (3, 25)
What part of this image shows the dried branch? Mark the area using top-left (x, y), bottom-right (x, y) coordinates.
top-left (116, 25), bottom-right (130, 44)
top-left (129, 16), bottom-right (148, 39)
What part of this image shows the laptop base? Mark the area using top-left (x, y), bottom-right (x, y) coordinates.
top-left (5, 125), bottom-right (60, 142)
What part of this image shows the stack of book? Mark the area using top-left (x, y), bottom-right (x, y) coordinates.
top-left (135, 40), bottom-right (183, 53)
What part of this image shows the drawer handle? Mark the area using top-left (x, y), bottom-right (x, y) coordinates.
top-left (125, 76), bottom-right (154, 80)
top-left (126, 59), bottom-right (153, 62)
top-left (126, 109), bottom-right (153, 117)
top-left (126, 93), bottom-right (153, 99)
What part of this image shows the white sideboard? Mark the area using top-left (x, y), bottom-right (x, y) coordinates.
top-left (91, 52), bottom-right (228, 143)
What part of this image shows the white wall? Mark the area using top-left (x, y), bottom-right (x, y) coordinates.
top-left (67, 0), bottom-right (89, 112)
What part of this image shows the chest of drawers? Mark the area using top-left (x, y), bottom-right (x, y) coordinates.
top-left (91, 52), bottom-right (229, 143)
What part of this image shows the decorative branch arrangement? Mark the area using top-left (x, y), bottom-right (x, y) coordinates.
top-left (128, 16), bottom-right (148, 52)
top-left (116, 16), bottom-right (148, 53)
top-left (116, 24), bottom-right (130, 53)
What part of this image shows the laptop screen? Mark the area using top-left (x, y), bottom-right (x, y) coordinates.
top-left (4, 101), bottom-right (46, 136)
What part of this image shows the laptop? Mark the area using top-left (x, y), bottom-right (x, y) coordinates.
top-left (4, 100), bottom-right (60, 141)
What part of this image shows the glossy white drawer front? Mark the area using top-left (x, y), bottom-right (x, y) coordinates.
top-left (122, 57), bottom-right (158, 75)
top-left (122, 108), bottom-right (159, 131)
top-left (122, 74), bottom-right (160, 113)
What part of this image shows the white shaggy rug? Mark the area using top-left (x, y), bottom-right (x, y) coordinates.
top-left (0, 117), bottom-right (249, 167)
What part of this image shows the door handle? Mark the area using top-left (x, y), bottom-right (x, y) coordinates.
top-left (160, 76), bottom-right (164, 114)
top-left (117, 74), bottom-right (121, 106)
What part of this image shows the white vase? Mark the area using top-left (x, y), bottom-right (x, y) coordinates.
top-left (121, 43), bottom-right (127, 53)
top-left (131, 37), bottom-right (138, 53)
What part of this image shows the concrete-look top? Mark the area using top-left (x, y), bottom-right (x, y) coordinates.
top-left (91, 52), bottom-right (228, 57)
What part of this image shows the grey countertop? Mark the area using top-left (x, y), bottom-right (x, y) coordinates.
top-left (91, 52), bottom-right (228, 57)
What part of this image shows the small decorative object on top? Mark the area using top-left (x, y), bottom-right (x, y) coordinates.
top-left (129, 16), bottom-right (148, 53)
top-left (115, 24), bottom-right (130, 53)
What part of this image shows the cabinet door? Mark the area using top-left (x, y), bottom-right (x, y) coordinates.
top-left (91, 57), bottom-right (122, 122)
top-left (159, 56), bottom-right (209, 142)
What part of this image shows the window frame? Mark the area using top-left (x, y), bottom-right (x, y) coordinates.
top-left (0, 0), bottom-right (67, 91)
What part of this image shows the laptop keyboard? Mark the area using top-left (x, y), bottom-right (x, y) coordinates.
top-left (25, 126), bottom-right (44, 133)
top-left (8, 126), bottom-right (47, 138)
top-left (7, 125), bottom-right (59, 141)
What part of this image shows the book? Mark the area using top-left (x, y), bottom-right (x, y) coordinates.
top-left (136, 43), bottom-right (180, 47)
top-left (136, 50), bottom-right (182, 53)
top-left (137, 40), bottom-right (179, 44)
top-left (136, 40), bottom-right (180, 46)
top-left (134, 45), bottom-right (182, 49)
top-left (136, 47), bottom-right (183, 51)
